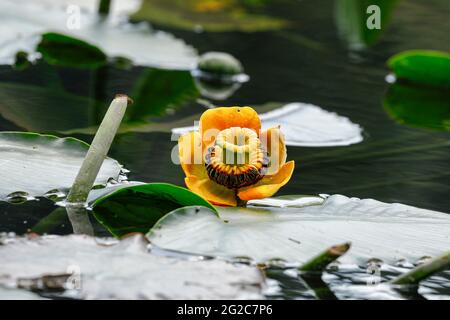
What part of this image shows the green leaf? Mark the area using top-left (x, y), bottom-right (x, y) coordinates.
top-left (384, 82), bottom-right (450, 132)
top-left (387, 50), bottom-right (450, 88)
top-left (131, 0), bottom-right (290, 32)
top-left (0, 132), bottom-right (122, 201)
top-left (37, 33), bottom-right (107, 69)
top-left (92, 183), bottom-right (218, 237)
top-left (147, 195), bottom-right (450, 265)
top-left (128, 68), bottom-right (199, 120)
top-left (0, 67), bottom-right (198, 134)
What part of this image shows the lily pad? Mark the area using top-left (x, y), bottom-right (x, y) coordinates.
top-left (0, 234), bottom-right (263, 299)
top-left (147, 195), bottom-right (450, 265)
top-left (0, 0), bottom-right (198, 69)
top-left (172, 103), bottom-right (364, 147)
top-left (384, 82), bottom-right (450, 132)
top-left (92, 183), bottom-right (217, 237)
top-left (37, 33), bottom-right (107, 69)
top-left (387, 50), bottom-right (450, 88)
top-left (131, 0), bottom-right (290, 32)
top-left (0, 132), bottom-right (123, 201)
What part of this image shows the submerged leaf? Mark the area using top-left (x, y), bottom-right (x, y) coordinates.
top-left (387, 50), bottom-right (450, 88)
top-left (0, 234), bottom-right (263, 299)
top-left (147, 195), bottom-right (450, 264)
top-left (0, 66), bottom-right (199, 134)
top-left (37, 33), bottom-right (107, 69)
top-left (384, 82), bottom-right (450, 132)
top-left (335, 0), bottom-right (400, 50)
top-left (0, 132), bottom-right (123, 201)
top-left (92, 183), bottom-right (218, 237)
top-left (129, 68), bottom-right (199, 120)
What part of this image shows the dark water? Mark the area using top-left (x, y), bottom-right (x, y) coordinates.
top-left (0, 0), bottom-right (449, 299)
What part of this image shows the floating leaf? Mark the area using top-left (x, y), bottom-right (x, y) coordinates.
top-left (384, 82), bottom-right (450, 132)
top-left (147, 195), bottom-right (450, 264)
top-left (37, 33), bottom-right (107, 69)
top-left (335, 0), bottom-right (400, 50)
top-left (131, 0), bottom-right (291, 32)
top-left (0, 132), bottom-right (123, 201)
top-left (172, 103), bottom-right (364, 147)
top-left (387, 50), bottom-right (450, 88)
top-left (0, 0), bottom-right (197, 69)
top-left (0, 234), bottom-right (263, 299)
top-left (92, 183), bottom-right (217, 237)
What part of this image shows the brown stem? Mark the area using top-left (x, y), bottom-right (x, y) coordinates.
top-left (234, 189), bottom-right (247, 207)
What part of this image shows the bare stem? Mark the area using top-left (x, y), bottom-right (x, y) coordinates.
top-left (298, 242), bottom-right (351, 272)
top-left (66, 203), bottom-right (94, 236)
top-left (67, 95), bottom-right (131, 204)
top-left (391, 251), bottom-right (450, 285)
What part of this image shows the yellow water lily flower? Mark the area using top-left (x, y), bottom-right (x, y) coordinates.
top-left (178, 106), bottom-right (295, 206)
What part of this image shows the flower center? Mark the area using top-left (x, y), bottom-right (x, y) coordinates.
top-left (205, 127), bottom-right (268, 189)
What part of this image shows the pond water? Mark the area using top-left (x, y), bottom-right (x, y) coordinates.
top-left (0, 0), bottom-right (449, 299)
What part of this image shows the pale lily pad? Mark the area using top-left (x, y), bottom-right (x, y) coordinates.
top-left (41, 0), bottom-right (143, 18)
top-left (0, 132), bottom-right (123, 201)
top-left (172, 103), bottom-right (364, 147)
top-left (0, 286), bottom-right (47, 300)
top-left (0, 234), bottom-right (263, 299)
top-left (147, 195), bottom-right (450, 265)
top-left (0, 0), bottom-right (198, 69)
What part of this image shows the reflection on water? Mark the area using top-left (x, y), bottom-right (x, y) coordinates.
top-left (0, 0), bottom-right (449, 299)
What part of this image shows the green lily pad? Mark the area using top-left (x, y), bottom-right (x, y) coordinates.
top-left (0, 132), bottom-right (123, 201)
top-left (387, 50), bottom-right (450, 88)
top-left (37, 33), bottom-right (107, 69)
top-left (92, 183), bottom-right (218, 237)
top-left (384, 83), bottom-right (450, 132)
top-left (147, 195), bottom-right (450, 265)
top-left (131, 0), bottom-right (290, 32)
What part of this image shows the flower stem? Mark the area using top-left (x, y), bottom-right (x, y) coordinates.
top-left (298, 242), bottom-right (351, 272)
top-left (67, 95), bottom-right (131, 204)
top-left (234, 190), bottom-right (247, 207)
top-left (391, 251), bottom-right (450, 285)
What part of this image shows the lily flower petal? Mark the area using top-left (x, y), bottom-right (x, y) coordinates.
top-left (178, 131), bottom-right (208, 179)
top-left (260, 126), bottom-right (287, 175)
top-left (185, 176), bottom-right (237, 206)
top-left (199, 107), bottom-right (261, 149)
top-left (238, 161), bottom-right (295, 200)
